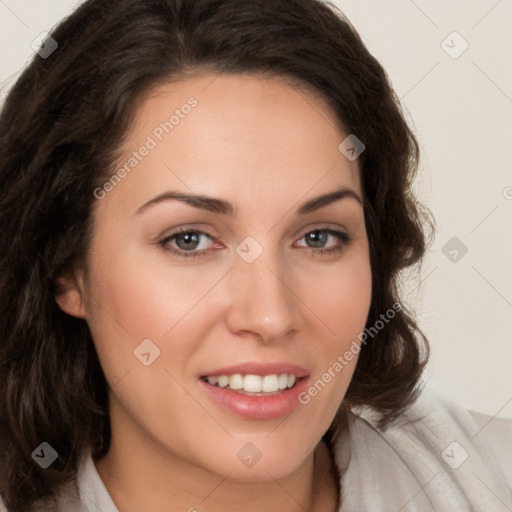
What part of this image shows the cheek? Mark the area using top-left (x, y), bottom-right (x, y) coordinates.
top-left (82, 237), bottom-right (234, 398)
top-left (309, 250), bottom-right (372, 347)
top-left (326, 270), bottom-right (371, 325)
top-left (310, 253), bottom-right (371, 391)
top-left (82, 246), bottom-right (206, 431)
top-left (81, 240), bottom-right (188, 387)
top-left (84, 241), bottom-right (204, 339)
top-left (290, 248), bottom-right (371, 410)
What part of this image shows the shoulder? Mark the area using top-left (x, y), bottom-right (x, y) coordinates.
top-left (467, 407), bottom-right (512, 489)
top-left (406, 387), bottom-right (512, 488)
top-left (332, 385), bottom-right (512, 510)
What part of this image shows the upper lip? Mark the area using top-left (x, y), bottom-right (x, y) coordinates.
top-left (200, 362), bottom-right (309, 378)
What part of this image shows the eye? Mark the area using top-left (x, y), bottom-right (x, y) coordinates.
top-left (296, 229), bottom-right (352, 255)
top-left (159, 228), bottom-right (215, 259)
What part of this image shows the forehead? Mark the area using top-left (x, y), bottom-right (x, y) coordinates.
top-left (100, 72), bottom-right (361, 218)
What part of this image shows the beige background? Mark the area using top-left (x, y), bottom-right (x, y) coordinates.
top-left (0, 0), bottom-right (511, 417)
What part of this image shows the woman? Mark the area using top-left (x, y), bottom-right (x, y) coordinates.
top-left (0, 0), bottom-right (510, 510)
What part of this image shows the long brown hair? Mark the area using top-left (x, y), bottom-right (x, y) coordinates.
top-left (0, 0), bottom-right (432, 509)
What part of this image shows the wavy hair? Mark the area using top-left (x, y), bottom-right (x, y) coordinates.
top-left (0, 0), bottom-right (432, 509)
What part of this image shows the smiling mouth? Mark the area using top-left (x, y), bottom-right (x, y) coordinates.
top-left (200, 373), bottom-right (302, 396)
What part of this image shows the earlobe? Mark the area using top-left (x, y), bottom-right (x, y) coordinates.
top-left (54, 269), bottom-right (87, 319)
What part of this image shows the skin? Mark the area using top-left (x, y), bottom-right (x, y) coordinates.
top-left (55, 72), bottom-right (372, 511)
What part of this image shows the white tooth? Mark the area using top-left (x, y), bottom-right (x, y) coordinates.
top-left (261, 374), bottom-right (279, 392)
top-left (278, 374), bottom-right (289, 390)
top-left (243, 374), bottom-right (262, 392)
top-left (229, 374), bottom-right (243, 390)
top-left (218, 375), bottom-right (229, 388)
top-left (287, 374), bottom-right (296, 388)
top-left (207, 376), bottom-right (219, 385)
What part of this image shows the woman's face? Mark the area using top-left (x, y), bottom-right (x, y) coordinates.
top-left (59, 73), bottom-right (372, 480)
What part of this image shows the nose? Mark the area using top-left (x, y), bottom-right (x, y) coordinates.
top-left (224, 245), bottom-right (299, 343)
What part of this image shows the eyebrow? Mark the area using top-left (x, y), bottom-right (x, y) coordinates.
top-left (135, 186), bottom-right (363, 217)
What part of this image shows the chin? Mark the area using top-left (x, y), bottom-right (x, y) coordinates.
top-left (194, 433), bottom-right (315, 482)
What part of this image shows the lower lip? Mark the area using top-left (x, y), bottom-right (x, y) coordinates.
top-left (198, 377), bottom-right (309, 420)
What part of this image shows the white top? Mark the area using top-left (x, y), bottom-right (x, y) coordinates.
top-left (2, 386), bottom-right (511, 511)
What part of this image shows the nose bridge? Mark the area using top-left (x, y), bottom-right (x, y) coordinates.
top-left (225, 237), bottom-right (297, 341)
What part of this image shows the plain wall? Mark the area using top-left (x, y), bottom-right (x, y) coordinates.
top-left (1, 0), bottom-right (511, 417)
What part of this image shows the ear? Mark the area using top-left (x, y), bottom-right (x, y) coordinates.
top-left (54, 268), bottom-right (87, 319)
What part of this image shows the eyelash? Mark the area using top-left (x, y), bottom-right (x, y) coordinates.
top-left (158, 227), bottom-right (352, 260)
